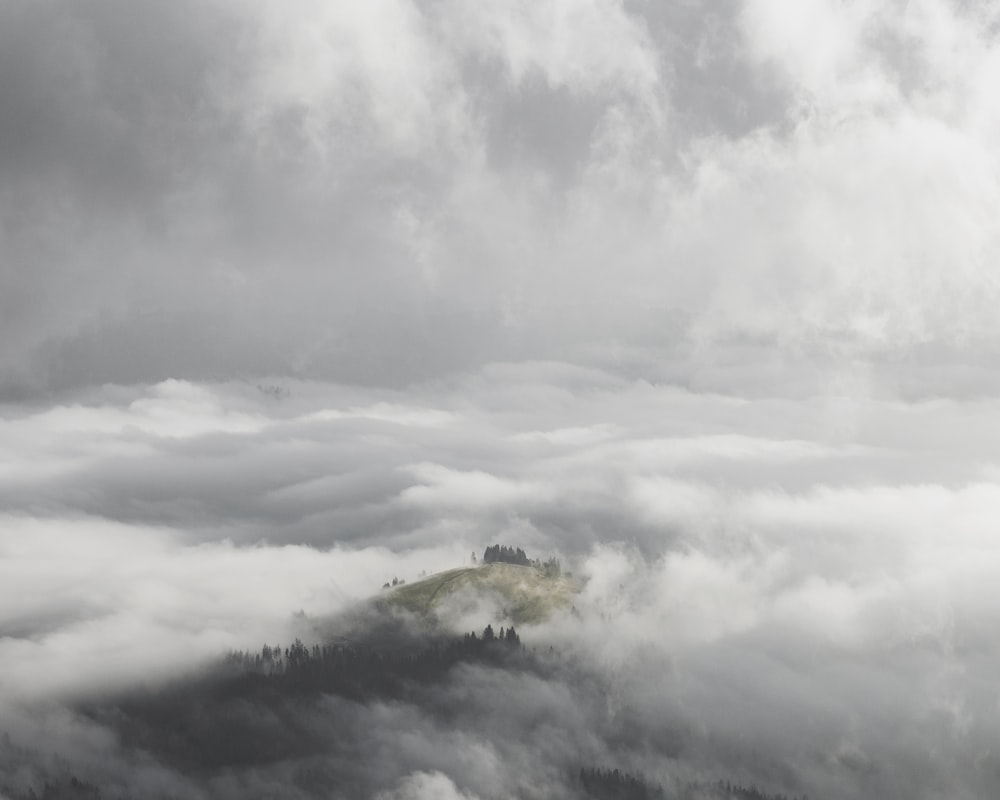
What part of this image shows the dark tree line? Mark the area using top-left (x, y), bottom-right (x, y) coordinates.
top-left (3, 776), bottom-right (104, 800)
top-left (483, 544), bottom-right (531, 565)
top-left (699, 780), bottom-right (808, 800)
top-left (578, 766), bottom-right (666, 799)
top-left (481, 544), bottom-right (562, 576)
top-left (576, 768), bottom-right (809, 800)
top-left (223, 624), bottom-right (522, 696)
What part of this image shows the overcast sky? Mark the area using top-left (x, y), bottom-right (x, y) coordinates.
top-left (5, 0), bottom-right (1000, 396)
top-left (5, 2), bottom-right (1000, 799)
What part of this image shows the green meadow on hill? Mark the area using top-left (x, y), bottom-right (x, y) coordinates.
top-left (380, 562), bottom-right (578, 625)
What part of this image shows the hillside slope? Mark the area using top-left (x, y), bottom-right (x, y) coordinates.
top-left (380, 563), bottom-right (577, 625)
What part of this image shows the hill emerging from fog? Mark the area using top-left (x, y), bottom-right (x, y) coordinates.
top-left (379, 562), bottom-right (578, 625)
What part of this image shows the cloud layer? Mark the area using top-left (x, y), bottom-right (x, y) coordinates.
top-left (5, 0), bottom-right (1000, 395)
top-left (3, 369), bottom-right (1000, 796)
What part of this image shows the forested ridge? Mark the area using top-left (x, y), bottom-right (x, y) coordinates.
top-left (73, 624), bottom-right (532, 774)
top-left (2, 570), bottom-right (813, 800)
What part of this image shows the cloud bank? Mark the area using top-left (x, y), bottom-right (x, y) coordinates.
top-left (4, 0), bottom-right (1000, 395)
top-left (3, 370), bottom-right (1000, 797)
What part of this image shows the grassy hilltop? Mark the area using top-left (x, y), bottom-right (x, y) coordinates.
top-left (380, 562), bottom-right (577, 625)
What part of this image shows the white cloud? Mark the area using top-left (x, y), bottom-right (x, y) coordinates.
top-left (442, 0), bottom-right (662, 100)
top-left (235, 0), bottom-right (466, 156)
top-left (400, 463), bottom-right (547, 510)
top-left (741, 0), bottom-right (888, 105)
top-left (0, 513), bottom-right (462, 700)
top-left (377, 770), bottom-right (481, 800)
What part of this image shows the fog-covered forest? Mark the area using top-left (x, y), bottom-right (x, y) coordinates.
top-left (2, 610), bottom-right (810, 799)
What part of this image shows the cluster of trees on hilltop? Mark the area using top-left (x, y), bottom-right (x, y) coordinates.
top-left (483, 544), bottom-right (531, 565)
top-left (481, 545), bottom-right (562, 576)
